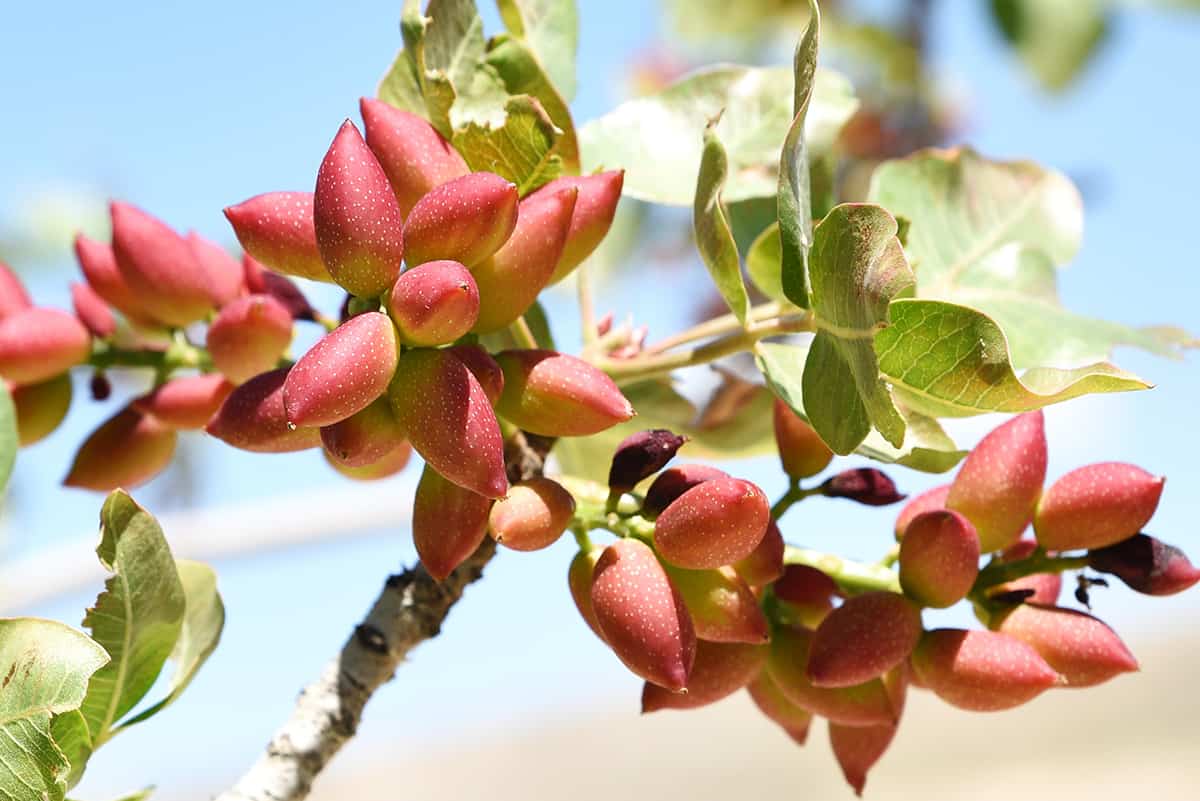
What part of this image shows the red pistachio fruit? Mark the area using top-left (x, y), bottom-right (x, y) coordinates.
top-left (641, 464), bottom-right (728, 518)
top-left (591, 538), bottom-right (696, 692)
top-left (535, 170), bottom-right (625, 284)
top-left (412, 464), bottom-right (493, 580)
top-left (909, 628), bottom-right (1060, 712)
top-left (494, 349), bottom-right (634, 437)
top-left (243, 255), bottom-right (318, 321)
top-left (774, 564), bottom-right (838, 629)
top-left (642, 640), bottom-right (767, 712)
top-left (447, 344), bottom-right (505, 405)
top-left (653, 477), bottom-right (770, 569)
top-left (187, 231), bottom-right (246, 307)
top-left (224, 192), bottom-right (334, 283)
top-left (664, 564), bottom-right (770, 644)
top-left (0, 260), bottom-right (31, 318)
top-left (830, 721), bottom-right (897, 798)
top-left (1087, 533), bottom-right (1200, 596)
top-left (765, 626), bottom-right (898, 727)
top-left (773, 398), bottom-right (833, 479)
top-left (133, 373), bottom-right (235, 430)
top-left (320, 396), bottom-right (406, 468)
top-left (893, 484), bottom-right (950, 541)
top-left (387, 260), bottom-right (479, 346)
top-left (1034, 462), bottom-right (1165, 551)
top-left (110, 201), bottom-right (214, 326)
top-left (402, 172), bottom-right (519, 268)
top-left (0, 307), bottom-right (92, 384)
top-left (71, 281), bottom-right (116, 338)
top-left (488, 477), bottom-right (575, 552)
top-left (284, 311), bottom-right (399, 428)
top-left (64, 406), bottom-right (177, 491)
top-left (469, 186), bottom-right (578, 333)
top-left (991, 603), bottom-right (1138, 688)
top-left (313, 120), bottom-right (405, 297)
top-left (11, 373), bottom-right (72, 446)
top-left (205, 367), bottom-right (321, 453)
top-left (807, 592), bottom-right (922, 688)
top-left (389, 348), bottom-right (508, 499)
top-left (568, 546), bottom-right (607, 641)
top-left (206, 294), bottom-right (294, 384)
top-left (746, 671), bottom-right (813, 746)
top-left (733, 519), bottom-right (785, 588)
top-left (947, 411), bottom-right (1047, 552)
top-left (326, 440), bottom-right (412, 482)
top-left (899, 510), bottom-right (981, 609)
top-left (74, 234), bottom-right (153, 325)
top-left (359, 97), bottom-right (470, 216)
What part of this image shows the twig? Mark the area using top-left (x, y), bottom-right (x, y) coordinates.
top-left (211, 432), bottom-right (550, 801)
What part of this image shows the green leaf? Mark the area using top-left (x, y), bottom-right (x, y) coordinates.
top-left (496, 0), bottom-right (578, 101)
top-left (451, 95), bottom-right (564, 193)
top-left (990, 0), bottom-right (1110, 91)
top-left (485, 34), bottom-right (580, 172)
top-left (876, 299), bottom-right (1151, 418)
top-left (0, 381), bottom-right (16, 495)
top-left (49, 711), bottom-right (91, 791)
top-left (79, 492), bottom-right (186, 747)
top-left (756, 342), bottom-right (964, 473)
top-left (378, 0), bottom-right (510, 135)
top-left (777, 0), bottom-right (821, 309)
top-left (802, 203), bottom-right (914, 453)
top-left (693, 123), bottom-right (750, 325)
top-left (869, 147), bottom-right (1193, 367)
top-left (117, 560), bottom-right (224, 731)
top-left (0, 618), bottom-right (108, 801)
top-left (578, 64), bottom-right (857, 206)
top-left (746, 222), bottom-right (786, 303)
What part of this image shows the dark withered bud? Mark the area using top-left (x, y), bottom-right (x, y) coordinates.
top-left (821, 468), bottom-right (905, 506)
top-left (90, 372), bottom-right (112, 402)
top-left (1087, 533), bottom-right (1200, 597)
top-left (607, 429), bottom-right (688, 494)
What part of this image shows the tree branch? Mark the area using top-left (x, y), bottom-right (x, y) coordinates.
top-left (212, 432), bottom-right (550, 801)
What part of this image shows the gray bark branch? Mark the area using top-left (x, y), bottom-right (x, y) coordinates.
top-left (212, 433), bottom-right (551, 801)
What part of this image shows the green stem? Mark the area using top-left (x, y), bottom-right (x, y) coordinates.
top-left (577, 265), bottom-right (598, 347)
top-left (594, 314), bottom-right (812, 384)
top-left (771, 482), bottom-right (823, 520)
top-left (972, 552), bottom-right (1091, 594)
top-left (784, 546), bottom-right (903, 595)
top-left (87, 339), bottom-right (212, 373)
top-left (647, 302), bottom-right (798, 353)
top-left (509, 316), bottom-right (540, 350)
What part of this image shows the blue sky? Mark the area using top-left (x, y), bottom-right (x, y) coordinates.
top-left (1, 1), bottom-right (1198, 798)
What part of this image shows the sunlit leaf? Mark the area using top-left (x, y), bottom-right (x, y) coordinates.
top-left (0, 618), bottom-right (108, 801)
top-left (451, 95), bottom-right (564, 193)
top-left (802, 204), bottom-right (914, 453)
top-left (877, 299), bottom-right (1151, 417)
top-left (778, 0), bottom-right (821, 308)
top-left (693, 123), bottom-right (750, 324)
top-left (78, 492), bottom-right (186, 747)
top-left (579, 64), bottom-right (857, 206)
top-left (496, 0), bottom-right (578, 100)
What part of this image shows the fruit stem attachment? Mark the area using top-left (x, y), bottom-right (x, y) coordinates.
top-left (594, 314), bottom-right (813, 384)
top-left (784, 546), bottom-right (903, 595)
top-left (88, 338), bottom-right (213, 373)
top-left (972, 550), bottom-right (1091, 594)
top-left (771, 481), bottom-right (823, 520)
top-left (509, 315), bottom-right (540, 350)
